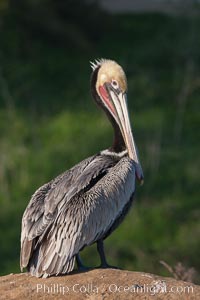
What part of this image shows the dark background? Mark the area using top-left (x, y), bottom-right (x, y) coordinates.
top-left (0, 0), bottom-right (199, 283)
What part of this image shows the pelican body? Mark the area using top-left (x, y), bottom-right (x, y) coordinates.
top-left (20, 59), bottom-right (143, 278)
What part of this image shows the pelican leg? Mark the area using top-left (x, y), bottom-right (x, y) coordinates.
top-left (76, 253), bottom-right (90, 271)
top-left (97, 239), bottom-right (118, 269)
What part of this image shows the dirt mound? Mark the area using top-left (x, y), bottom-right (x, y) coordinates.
top-left (0, 269), bottom-right (199, 300)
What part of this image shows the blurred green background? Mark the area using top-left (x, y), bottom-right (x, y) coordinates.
top-left (0, 0), bottom-right (199, 283)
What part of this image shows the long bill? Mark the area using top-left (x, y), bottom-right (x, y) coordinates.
top-left (109, 90), bottom-right (144, 184)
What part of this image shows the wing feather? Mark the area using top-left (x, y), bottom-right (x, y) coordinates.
top-left (31, 157), bottom-right (135, 277)
top-left (20, 153), bottom-right (116, 274)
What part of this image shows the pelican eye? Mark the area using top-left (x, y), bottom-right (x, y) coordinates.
top-left (111, 79), bottom-right (119, 89)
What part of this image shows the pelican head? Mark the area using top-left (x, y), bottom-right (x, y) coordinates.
top-left (91, 59), bottom-right (144, 184)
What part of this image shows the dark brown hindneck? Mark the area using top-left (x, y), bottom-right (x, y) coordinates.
top-left (111, 121), bottom-right (126, 153)
top-left (90, 67), bottom-right (126, 153)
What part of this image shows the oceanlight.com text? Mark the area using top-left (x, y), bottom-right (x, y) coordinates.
top-left (36, 281), bottom-right (194, 296)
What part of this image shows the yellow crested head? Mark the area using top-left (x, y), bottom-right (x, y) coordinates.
top-left (91, 59), bottom-right (127, 93)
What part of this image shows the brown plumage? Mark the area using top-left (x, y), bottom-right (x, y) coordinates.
top-left (20, 59), bottom-right (143, 277)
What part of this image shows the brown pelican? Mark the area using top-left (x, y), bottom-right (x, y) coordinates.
top-left (20, 59), bottom-right (144, 278)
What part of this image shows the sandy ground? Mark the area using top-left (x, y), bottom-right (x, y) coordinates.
top-left (0, 268), bottom-right (199, 300)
